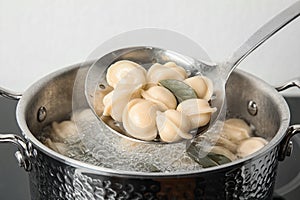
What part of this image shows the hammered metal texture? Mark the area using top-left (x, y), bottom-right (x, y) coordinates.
top-left (28, 146), bottom-right (279, 200)
top-left (225, 147), bottom-right (278, 200)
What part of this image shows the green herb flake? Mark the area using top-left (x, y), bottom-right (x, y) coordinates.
top-left (159, 79), bottom-right (197, 103)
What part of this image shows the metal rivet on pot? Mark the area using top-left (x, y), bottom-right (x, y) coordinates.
top-left (247, 101), bottom-right (258, 116)
top-left (286, 141), bottom-right (293, 157)
top-left (37, 106), bottom-right (47, 122)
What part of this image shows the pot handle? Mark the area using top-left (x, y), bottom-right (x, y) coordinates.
top-left (274, 79), bottom-right (300, 196)
top-left (0, 87), bottom-right (32, 171)
top-left (275, 131), bottom-right (300, 197)
top-left (275, 77), bottom-right (300, 92)
top-left (0, 86), bottom-right (22, 100)
top-left (0, 134), bottom-right (33, 171)
top-left (278, 125), bottom-right (300, 161)
top-left (276, 77), bottom-right (300, 161)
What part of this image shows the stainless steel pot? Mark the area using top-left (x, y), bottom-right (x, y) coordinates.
top-left (0, 62), bottom-right (299, 200)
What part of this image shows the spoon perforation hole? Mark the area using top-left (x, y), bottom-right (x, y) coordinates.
top-left (99, 84), bottom-right (106, 90)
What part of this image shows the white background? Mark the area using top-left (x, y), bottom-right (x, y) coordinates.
top-left (0, 0), bottom-right (300, 96)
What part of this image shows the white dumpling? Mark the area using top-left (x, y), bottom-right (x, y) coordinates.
top-left (208, 135), bottom-right (238, 153)
top-left (94, 85), bottom-right (113, 116)
top-left (103, 60), bottom-right (147, 122)
top-left (147, 62), bottom-right (187, 84)
top-left (141, 86), bottom-right (177, 111)
top-left (156, 110), bottom-right (192, 143)
top-left (44, 138), bottom-right (68, 155)
top-left (102, 84), bottom-right (143, 122)
top-left (225, 118), bottom-right (252, 135)
top-left (184, 75), bottom-right (213, 100)
top-left (51, 121), bottom-right (78, 141)
top-left (102, 90), bottom-right (114, 117)
top-left (177, 99), bottom-right (217, 129)
top-left (122, 99), bottom-right (160, 141)
top-left (211, 146), bottom-right (237, 161)
top-left (106, 60), bottom-right (147, 88)
top-left (220, 118), bottom-right (251, 144)
top-left (236, 137), bottom-right (268, 158)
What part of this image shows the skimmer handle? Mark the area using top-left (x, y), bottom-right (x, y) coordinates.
top-left (222, 1), bottom-right (300, 80)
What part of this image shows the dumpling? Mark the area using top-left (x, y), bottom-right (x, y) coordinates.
top-left (102, 84), bottom-right (143, 122)
top-left (225, 118), bottom-right (252, 135)
top-left (177, 99), bottom-right (217, 129)
top-left (106, 60), bottom-right (147, 88)
top-left (156, 110), bottom-right (192, 143)
top-left (141, 86), bottom-right (177, 111)
top-left (51, 121), bottom-right (78, 141)
top-left (184, 75), bottom-right (213, 100)
top-left (236, 137), bottom-right (268, 158)
top-left (208, 135), bottom-right (238, 153)
top-left (220, 118), bottom-right (251, 144)
top-left (122, 99), bottom-right (161, 141)
top-left (210, 146), bottom-right (237, 161)
top-left (102, 90), bottom-right (114, 117)
top-left (147, 62), bottom-right (187, 84)
top-left (94, 85), bottom-right (113, 116)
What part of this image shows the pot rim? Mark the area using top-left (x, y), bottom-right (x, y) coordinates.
top-left (16, 62), bottom-right (291, 178)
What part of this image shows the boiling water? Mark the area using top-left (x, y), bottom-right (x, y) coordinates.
top-left (40, 109), bottom-right (206, 172)
top-left (40, 108), bottom-right (261, 173)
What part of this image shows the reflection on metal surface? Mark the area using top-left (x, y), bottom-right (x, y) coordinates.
top-left (276, 78), bottom-right (300, 92)
top-left (278, 125), bottom-right (300, 161)
top-left (0, 87), bottom-right (22, 100)
top-left (247, 100), bottom-right (258, 116)
top-left (0, 134), bottom-right (32, 171)
top-left (37, 106), bottom-right (47, 122)
top-left (276, 134), bottom-right (300, 196)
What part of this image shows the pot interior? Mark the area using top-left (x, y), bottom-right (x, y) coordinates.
top-left (17, 63), bottom-right (290, 172)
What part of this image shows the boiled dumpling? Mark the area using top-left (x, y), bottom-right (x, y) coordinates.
top-left (44, 138), bottom-right (68, 155)
top-left (220, 118), bottom-right (251, 144)
top-left (147, 62), bottom-right (187, 84)
top-left (51, 121), bottom-right (78, 141)
top-left (236, 137), bottom-right (268, 158)
top-left (210, 146), bottom-right (237, 161)
top-left (94, 85), bottom-right (113, 116)
top-left (102, 90), bottom-right (114, 117)
top-left (177, 99), bottom-right (217, 129)
top-left (141, 86), bottom-right (177, 111)
top-left (225, 118), bottom-right (252, 136)
top-left (102, 85), bottom-right (143, 122)
top-left (156, 110), bottom-right (192, 143)
top-left (122, 99), bottom-right (161, 141)
top-left (102, 60), bottom-right (147, 122)
top-left (106, 60), bottom-right (147, 88)
top-left (208, 135), bottom-right (238, 153)
top-left (184, 75), bottom-right (213, 100)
